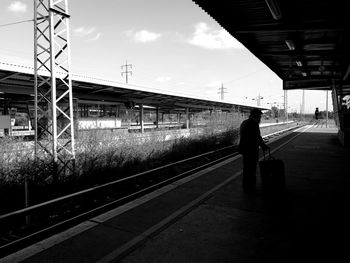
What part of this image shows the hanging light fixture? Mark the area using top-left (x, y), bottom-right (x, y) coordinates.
top-left (265, 0), bottom-right (282, 20)
top-left (285, 39), bottom-right (295, 50)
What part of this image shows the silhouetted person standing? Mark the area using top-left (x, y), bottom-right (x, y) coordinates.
top-left (315, 107), bottom-right (319, 120)
top-left (239, 108), bottom-right (269, 194)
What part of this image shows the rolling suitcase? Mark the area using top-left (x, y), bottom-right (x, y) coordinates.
top-left (259, 149), bottom-right (285, 194)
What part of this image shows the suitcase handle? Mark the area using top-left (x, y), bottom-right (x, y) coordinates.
top-left (263, 148), bottom-right (274, 161)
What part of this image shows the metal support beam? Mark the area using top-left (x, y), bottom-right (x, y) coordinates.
top-left (139, 103), bottom-right (144, 133)
top-left (3, 94), bottom-right (10, 136)
top-left (343, 64), bottom-right (350, 80)
top-left (34, 0), bottom-right (75, 180)
top-left (232, 23), bottom-right (350, 34)
top-left (283, 84), bottom-right (288, 122)
top-left (185, 107), bottom-right (189, 129)
top-left (156, 107), bottom-right (159, 129)
top-left (326, 90), bottom-right (329, 127)
top-left (261, 50), bottom-right (346, 57)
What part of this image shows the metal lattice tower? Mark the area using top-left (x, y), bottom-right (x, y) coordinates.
top-left (121, 61), bottom-right (133, 84)
top-left (34, 0), bottom-right (75, 178)
top-left (218, 83), bottom-right (227, 101)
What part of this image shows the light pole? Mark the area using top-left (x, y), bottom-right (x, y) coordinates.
top-left (252, 94), bottom-right (264, 107)
top-left (284, 90), bottom-right (288, 122)
top-left (326, 90), bottom-right (329, 127)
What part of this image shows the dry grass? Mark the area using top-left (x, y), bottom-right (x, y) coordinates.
top-left (0, 114), bottom-right (302, 211)
top-left (0, 115), bottom-right (240, 183)
top-left (0, 115), bottom-right (299, 185)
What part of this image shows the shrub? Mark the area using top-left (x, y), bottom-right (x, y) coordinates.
top-left (0, 117), bottom-right (240, 211)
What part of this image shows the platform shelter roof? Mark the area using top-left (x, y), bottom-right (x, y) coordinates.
top-left (193, 0), bottom-right (350, 96)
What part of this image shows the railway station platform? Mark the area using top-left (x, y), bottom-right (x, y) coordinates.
top-left (2, 124), bottom-right (350, 263)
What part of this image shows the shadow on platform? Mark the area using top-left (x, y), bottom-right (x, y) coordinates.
top-left (3, 127), bottom-right (350, 263)
top-left (121, 128), bottom-right (350, 263)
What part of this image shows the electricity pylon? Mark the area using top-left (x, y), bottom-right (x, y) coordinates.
top-left (121, 61), bottom-right (132, 84)
top-left (34, 0), bottom-right (75, 180)
top-left (218, 83), bottom-right (227, 101)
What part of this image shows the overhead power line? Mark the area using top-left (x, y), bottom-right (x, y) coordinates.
top-left (0, 19), bottom-right (34, 28)
top-left (223, 67), bottom-right (267, 85)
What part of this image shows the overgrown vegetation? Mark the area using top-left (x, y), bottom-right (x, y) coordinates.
top-left (0, 114), bottom-right (244, 212)
top-left (0, 114), bottom-right (297, 213)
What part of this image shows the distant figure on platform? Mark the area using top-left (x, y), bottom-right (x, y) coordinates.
top-left (315, 107), bottom-right (319, 120)
top-left (239, 108), bottom-right (269, 194)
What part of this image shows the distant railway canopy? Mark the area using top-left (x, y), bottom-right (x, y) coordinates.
top-left (0, 62), bottom-right (267, 113)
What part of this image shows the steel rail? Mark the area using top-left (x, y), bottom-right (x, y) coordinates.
top-left (0, 146), bottom-right (241, 255)
top-left (0, 123), bottom-right (303, 256)
top-left (0, 123), bottom-right (301, 222)
top-left (262, 125), bottom-right (299, 141)
top-left (0, 145), bottom-right (236, 222)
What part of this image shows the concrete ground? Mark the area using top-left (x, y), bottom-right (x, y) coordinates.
top-left (120, 126), bottom-right (350, 263)
top-left (3, 125), bottom-right (349, 263)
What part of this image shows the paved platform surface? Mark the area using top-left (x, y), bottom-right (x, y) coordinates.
top-left (3, 125), bottom-right (350, 263)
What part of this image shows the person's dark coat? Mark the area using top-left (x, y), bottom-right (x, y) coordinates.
top-left (239, 117), bottom-right (265, 160)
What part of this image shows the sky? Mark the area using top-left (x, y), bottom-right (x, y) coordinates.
top-left (0, 0), bottom-right (332, 114)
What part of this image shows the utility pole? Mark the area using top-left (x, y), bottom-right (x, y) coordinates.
top-left (121, 61), bottom-right (132, 84)
top-left (284, 90), bottom-right (288, 122)
top-left (34, 0), bottom-right (75, 178)
top-left (301, 89), bottom-right (305, 120)
top-left (257, 93), bottom-right (263, 107)
top-left (326, 90), bottom-right (329, 127)
top-left (218, 83), bottom-right (227, 101)
top-left (252, 94), bottom-right (263, 106)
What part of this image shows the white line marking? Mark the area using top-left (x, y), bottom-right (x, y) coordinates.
top-left (1, 154), bottom-right (240, 263)
top-left (96, 170), bottom-right (243, 263)
top-left (2, 125), bottom-right (310, 263)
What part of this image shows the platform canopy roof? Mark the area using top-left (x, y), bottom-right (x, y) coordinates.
top-left (194, 0), bottom-right (350, 95)
top-left (0, 62), bottom-right (267, 112)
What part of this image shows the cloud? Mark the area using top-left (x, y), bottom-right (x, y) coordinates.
top-left (8, 1), bottom-right (27, 13)
top-left (74, 27), bottom-right (96, 37)
top-left (155, 76), bottom-right (171, 83)
top-left (126, 30), bottom-right (162, 43)
top-left (89, 33), bottom-right (102, 41)
top-left (188, 22), bottom-right (244, 50)
top-left (74, 26), bottom-right (101, 41)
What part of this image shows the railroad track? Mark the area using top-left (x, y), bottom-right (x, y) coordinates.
top-left (0, 123), bottom-right (305, 258)
top-left (262, 124), bottom-right (301, 143)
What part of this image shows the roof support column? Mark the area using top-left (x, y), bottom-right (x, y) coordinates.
top-left (139, 103), bottom-right (144, 133)
top-left (156, 107), bottom-right (159, 129)
top-left (326, 90), bottom-right (329, 128)
top-left (331, 80), bottom-right (340, 127)
top-left (332, 80), bottom-right (350, 146)
top-left (185, 107), bottom-right (190, 129)
top-left (3, 94), bottom-right (9, 136)
top-left (283, 82), bottom-right (288, 123)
